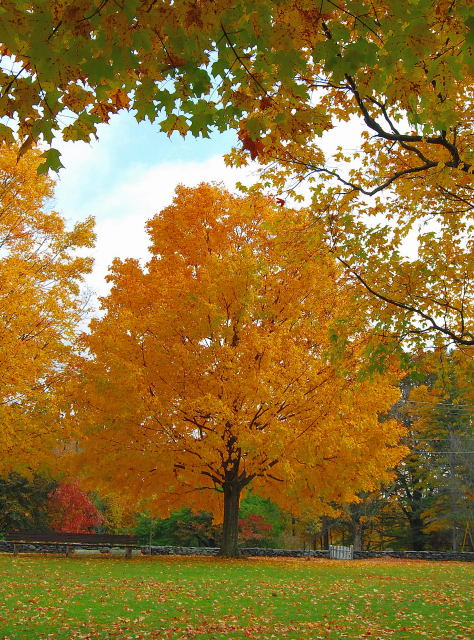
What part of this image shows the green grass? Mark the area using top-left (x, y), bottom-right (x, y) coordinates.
top-left (0, 555), bottom-right (472, 639)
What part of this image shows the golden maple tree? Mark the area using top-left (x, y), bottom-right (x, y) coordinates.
top-left (73, 183), bottom-right (406, 556)
top-left (0, 145), bottom-right (95, 472)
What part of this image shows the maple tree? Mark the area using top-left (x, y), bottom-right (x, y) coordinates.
top-left (47, 481), bottom-right (104, 533)
top-left (0, 145), bottom-right (95, 472)
top-left (1, 1), bottom-right (471, 347)
top-left (72, 183), bottom-right (405, 556)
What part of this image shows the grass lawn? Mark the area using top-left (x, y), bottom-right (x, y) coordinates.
top-left (0, 555), bottom-right (472, 639)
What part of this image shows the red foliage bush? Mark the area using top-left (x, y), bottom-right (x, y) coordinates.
top-left (238, 513), bottom-right (272, 544)
top-left (48, 482), bottom-right (103, 533)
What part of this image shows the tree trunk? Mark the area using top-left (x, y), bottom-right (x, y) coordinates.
top-left (353, 521), bottom-right (363, 551)
top-left (408, 514), bottom-right (426, 551)
top-left (452, 525), bottom-right (459, 552)
top-left (322, 516), bottom-right (330, 549)
top-left (219, 479), bottom-right (242, 557)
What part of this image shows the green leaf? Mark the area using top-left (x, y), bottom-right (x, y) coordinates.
top-left (245, 116), bottom-right (267, 139)
top-left (0, 123), bottom-right (15, 145)
top-left (273, 49), bottom-right (306, 80)
top-left (83, 57), bottom-right (116, 84)
top-left (160, 114), bottom-right (189, 136)
top-left (189, 100), bottom-right (214, 137)
top-left (314, 39), bottom-right (340, 67)
top-left (123, 0), bottom-right (140, 20)
top-left (31, 118), bottom-right (57, 145)
top-left (37, 148), bottom-right (64, 174)
top-left (132, 29), bottom-right (153, 53)
top-left (189, 68), bottom-right (212, 96)
top-left (154, 89), bottom-right (176, 113)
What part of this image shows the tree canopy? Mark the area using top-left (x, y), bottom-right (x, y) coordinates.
top-left (71, 183), bottom-right (406, 556)
top-left (1, 1), bottom-right (472, 165)
top-left (0, 0), bottom-right (474, 170)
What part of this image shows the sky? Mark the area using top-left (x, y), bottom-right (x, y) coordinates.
top-left (51, 112), bottom-right (259, 303)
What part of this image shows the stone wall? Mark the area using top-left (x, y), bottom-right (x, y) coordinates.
top-left (145, 546), bottom-right (329, 558)
top-left (0, 540), bottom-right (124, 555)
top-left (242, 548), bottom-right (329, 558)
top-left (146, 545), bottom-right (219, 556)
top-left (0, 539), bottom-right (472, 561)
top-left (353, 550), bottom-right (474, 561)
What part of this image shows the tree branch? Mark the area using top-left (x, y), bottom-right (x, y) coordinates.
top-left (337, 257), bottom-right (474, 346)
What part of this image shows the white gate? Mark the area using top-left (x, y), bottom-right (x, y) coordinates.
top-left (329, 544), bottom-right (353, 559)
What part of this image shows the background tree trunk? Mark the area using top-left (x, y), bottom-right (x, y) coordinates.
top-left (452, 525), bottom-right (459, 552)
top-left (353, 521), bottom-right (363, 551)
top-left (322, 516), bottom-right (330, 549)
top-left (408, 514), bottom-right (426, 551)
